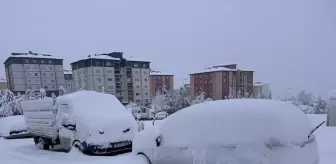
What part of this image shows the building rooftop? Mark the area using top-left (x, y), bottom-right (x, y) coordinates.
top-left (150, 70), bottom-right (173, 76)
top-left (63, 70), bottom-right (72, 75)
top-left (0, 78), bottom-right (6, 83)
top-left (190, 64), bottom-right (253, 75)
top-left (83, 53), bottom-right (150, 62)
top-left (254, 82), bottom-right (268, 86)
top-left (8, 51), bottom-right (59, 59)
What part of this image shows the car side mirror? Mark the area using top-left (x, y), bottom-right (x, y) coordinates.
top-left (61, 116), bottom-right (76, 131)
top-left (155, 135), bottom-right (161, 147)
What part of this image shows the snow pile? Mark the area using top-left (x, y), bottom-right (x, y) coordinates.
top-left (57, 91), bottom-right (137, 146)
top-left (158, 99), bottom-right (318, 164)
top-left (0, 115), bottom-right (27, 137)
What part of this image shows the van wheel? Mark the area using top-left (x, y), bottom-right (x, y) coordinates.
top-left (37, 138), bottom-right (50, 150)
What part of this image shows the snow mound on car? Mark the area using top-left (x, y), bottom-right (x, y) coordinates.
top-left (0, 115), bottom-right (27, 137)
top-left (160, 99), bottom-right (313, 148)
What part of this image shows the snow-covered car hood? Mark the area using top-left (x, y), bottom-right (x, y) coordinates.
top-left (75, 113), bottom-right (137, 146)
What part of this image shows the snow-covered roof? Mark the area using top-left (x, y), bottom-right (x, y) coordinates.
top-left (0, 78), bottom-right (6, 83)
top-left (328, 89), bottom-right (336, 99)
top-left (85, 54), bottom-right (149, 62)
top-left (254, 82), bottom-right (268, 86)
top-left (8, 52), bottom-right (60, 59)
top-left (63, 70), bottom-right (72, 75)
top-left (150, 70), bottom-right (173, 76)
top-left (190, 64), bottom-right (252, 74)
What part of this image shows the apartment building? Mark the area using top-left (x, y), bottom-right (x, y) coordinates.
top-left (63, 70), bottom-right (74, 93)
top-left (0, 78), bottom-right (7, 90)
top-left (253, 82), bottom-right (270, 99)
top-left (70, 52), bottom-right (151, 105)
top-left (149, 70), bottom-right (174, 98)
top-left (4, 52), bottom-right (65, 96)
top-left (189, 64), bottom-right (254, 100)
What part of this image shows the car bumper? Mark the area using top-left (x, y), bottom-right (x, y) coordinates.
top-left (83, 141), bottom-right (132, 155)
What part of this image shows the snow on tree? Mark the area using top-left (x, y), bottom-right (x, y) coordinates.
top-left (297, 90), bottom-right (313, 106)
top-left (0, 89), bottom-right (24, 116)
top-left (268, 90), bottom-right (272, 99)
top-left (125, 102), bottom-right (141, 114)
top-left (59, 86), bottom-right (67, 96)
top-left (40, 88), bottom-right (46, 99)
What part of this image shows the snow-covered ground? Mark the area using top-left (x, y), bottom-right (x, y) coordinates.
top-left (0, 116), bottom-right (335, 164)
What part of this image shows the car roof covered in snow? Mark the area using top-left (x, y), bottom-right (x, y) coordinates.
top-left (159, 99), bottom-right (314, 148)
top-left (56, 91), bottom-right (129, 118)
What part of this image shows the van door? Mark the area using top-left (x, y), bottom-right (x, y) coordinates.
top-left (58, 103), bottom-right (75, 151)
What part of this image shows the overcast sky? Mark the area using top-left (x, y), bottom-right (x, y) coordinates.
top-left (1, 0), bottom-right (335, 99)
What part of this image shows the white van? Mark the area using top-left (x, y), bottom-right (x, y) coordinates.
top-left (21, 90), bottom-right (138, 155)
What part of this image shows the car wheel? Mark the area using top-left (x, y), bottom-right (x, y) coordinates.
top-left (137, 153), bottom-right (152, 164)
top-left (72, 141), bottom-right (88, 154)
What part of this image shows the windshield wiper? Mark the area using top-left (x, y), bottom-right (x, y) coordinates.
top-left (308, 121), bottom-right (325, 139)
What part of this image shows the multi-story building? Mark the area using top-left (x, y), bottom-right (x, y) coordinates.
top-left (253, 82), bottom-right (270, 99)
top-left (4, 52), bottom-right (65, 95)
top-left (189, 64), bottom-right (254, 100)
top-left (70, 52), bottom-right (151, 105)
top-left (0, 78), bottom-right (7, 90)
top-left (63, 70), bottom-right (74, 93)
top-left (149, 70), bottom-right (174, 98)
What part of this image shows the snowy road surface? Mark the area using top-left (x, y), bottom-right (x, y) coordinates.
top-left (1, 116), bottom-right (335, 164)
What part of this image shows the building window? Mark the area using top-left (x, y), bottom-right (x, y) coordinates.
top-left (127, 78), bottom-right (132, 83)
top-left (136, 92), bottom-right (140, 96)
top-left (97, 78), bottom-right (102, 82)
top-left (34, 65), bottom-right (38, 69)
top-left (50, 73), bottom-right (54, 76)
top-left (98, 86), bottom-right (103, 89)
top-left (27, 79), bottom-right (31, 83)
top-left (107, 78), bottom-right (113, 82)
top-left (144, 78), bottom-right (148, 82)
top-left (96, 69), bottom-right (101, 73)
top-left (145, 99), bottom-right (149, 102)
top-left (48, 60), bottom-right (53, 64)
top-left (166, 76), bottom-right (169, 79)
top-left (28, 86), bottom-right (32, 89)
top-left (34, 73), bottom-right (39, 76)
top-left (106, 61), bottom-right (112, 66)
top-left (36, 86), bottom-right (40, 89)
top-left (136, 85), bottom-right (140, 89)
top-left (145, 92), bottom-right (148, 96)
top-left (134, 63), bottom-right (139, 67)
top-left (68, 84), bottom-right (71, 86)
top-left (135, 78), bottom-right (140, 82)
top-left (41, 60), bottom-right (45, 64)
top-left (52, 86), bottom-right (56, 89)
top-left (33, 60), bottom-right (37, 64)
top-left (25, 66), bottom-right (30, 70)
top-left (135, 100), bottom-right (141, 103)
top-left (43, 80), bottom-right (47, 83)
top-left (49, 67), bottom-right (53, 70)
top-left (36, 79), bottom-right (39, 83)
top-left (135, 71), bottom-right (139, 74)
top-left (44, 86), bottom-right (48, 89)
top-left (24, 59), bottom-right (29, 64)
top-left (108, 86), bottom-right (113, 89)
top-left (42, 73), bottom-right (46, 76)
top-left (51, 80), bottom-right (55, 83)
top-left (144, 85), bottom-right (148, 89)
top-left (107, 69), bottom-right (113, 73)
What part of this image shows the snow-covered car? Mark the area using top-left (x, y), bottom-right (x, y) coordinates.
top-left (21, 91), bottom-right (138, 155)
top-left (133, 99), bottom-right (320, 164)
top-left (0, 115), bottom-right (31, 139)
top-left (154, 111), bottom-right (168, 120)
